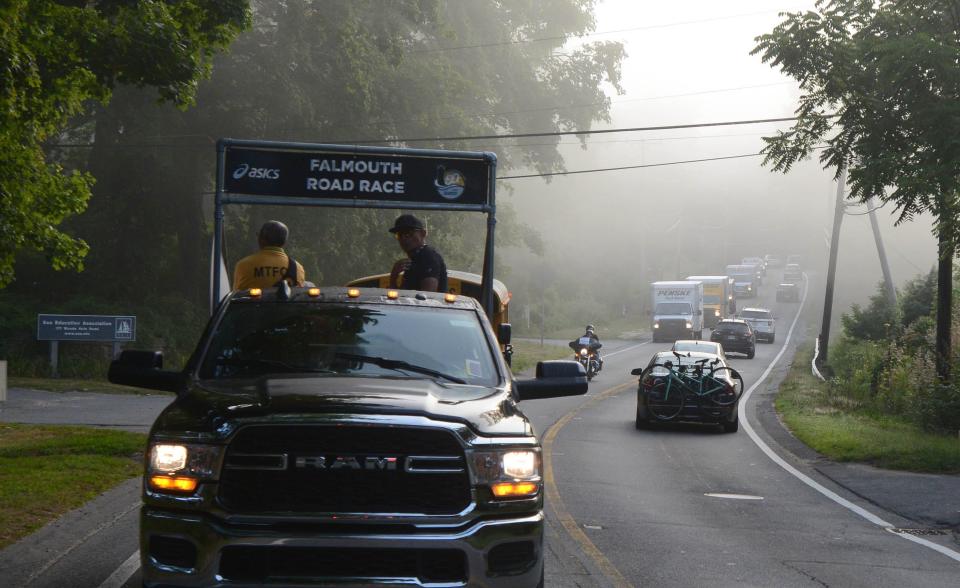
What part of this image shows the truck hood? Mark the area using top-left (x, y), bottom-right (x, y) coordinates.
top-left (151, 376), bottom-right (532, 438)
top-left (654, 314), bottom-right (692, 320)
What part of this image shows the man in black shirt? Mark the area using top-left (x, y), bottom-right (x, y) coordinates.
top-left (388, 214), bottom-right (448, 292)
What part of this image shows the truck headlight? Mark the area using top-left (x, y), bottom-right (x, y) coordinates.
top-left (471, 449), bottom-right (541, 500)
top-left (148, 443), bottom-right (223, 494)
top-left (714, 309), bottom-right (720, 317)
top-left (685, 322), bottom-right (692, 329)
top-left (653, 322), bottom-right (660, 329)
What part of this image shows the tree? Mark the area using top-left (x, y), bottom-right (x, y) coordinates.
top-left (753, 0), bottom-right (960, 380)
top-left (58, 0), bottom-right (625, 303)
top-left (0, 0), bottom-right (250, 288)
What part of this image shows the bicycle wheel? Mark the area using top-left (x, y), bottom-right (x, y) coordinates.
top-left (641, 365), bottom-right (685, 421)
top-left (702, 366), bottom-right (743, 407)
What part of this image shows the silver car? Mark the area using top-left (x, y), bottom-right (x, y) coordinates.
top-left (739, 307), bottom-right (776, 343)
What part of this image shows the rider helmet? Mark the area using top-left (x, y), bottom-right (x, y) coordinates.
top-left (585, 324), bottom-right (595, 334)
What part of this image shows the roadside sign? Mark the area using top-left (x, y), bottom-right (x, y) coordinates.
top-left (37, 314), bottom-right (137, 342)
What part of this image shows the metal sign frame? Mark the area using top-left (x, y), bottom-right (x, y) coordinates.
top-left (213, 139), bottom-right (498, 318)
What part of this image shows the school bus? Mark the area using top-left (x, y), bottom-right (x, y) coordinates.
top-left (346, 270), bottom-right (511, 334)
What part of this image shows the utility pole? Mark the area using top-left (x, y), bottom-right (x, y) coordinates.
top-left (866, 196), bottom-right (897, 308)
top-left (819, 166), bottom-right (847, 364)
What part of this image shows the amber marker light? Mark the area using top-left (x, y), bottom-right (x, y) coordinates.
top-left (491, 481), bottom-right (539, 498)
top-left (347, 288), bottom-right (361, 298)
top-left (248, 288), bottom-right (262, 297)
top-left (307, 288), bottom-right (321, 297)
top-left (149, 475), bottom-right (198, 493)
top-left (444, 293), bottom-right (457, 303)
top-left (387, 290), bottom-right (399, 300)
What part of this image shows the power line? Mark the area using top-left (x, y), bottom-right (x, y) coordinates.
top-left (497, 152), bottom-right (762, 180)
top-left (277, 81), bottom-right (794, 134)
top-left (360, 115), bottom-right (801, 144)
top-left (411, 8), bottom-right (805, 54)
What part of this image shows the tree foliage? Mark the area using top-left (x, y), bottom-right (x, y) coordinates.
top-left (841, 281), bottom-right (897, 341)
top-left (0, 0), bottom-right (250, 288)
top-left (52, 0), bottom-right (625, 302)
top-left (753, 0), bottom-right (960, 378)
top-left (752, 1), bottom-right (960, 227)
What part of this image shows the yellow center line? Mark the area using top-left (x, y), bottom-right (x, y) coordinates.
top-left (542, 379), bottom-right (637, 588)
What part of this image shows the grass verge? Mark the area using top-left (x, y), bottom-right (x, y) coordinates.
top-left (777, 344), bottom-right (960, 473)
top-left (0, 423), bottom-right (146, 549)
top-left (9, 376), bottom-right (167, 395)
top-left (510, 340), bottom-right (572, 374)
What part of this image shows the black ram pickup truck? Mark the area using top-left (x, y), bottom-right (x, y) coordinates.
top-left (110, 285), bottom-right (586, 588)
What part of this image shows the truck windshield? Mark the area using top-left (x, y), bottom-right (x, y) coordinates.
top-left (655, 302), bottom-right (692, 315)
top-left (199, 303), bottom-right (499, 386)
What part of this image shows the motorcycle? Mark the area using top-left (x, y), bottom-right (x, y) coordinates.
top-left (571, 339), bottom-right (602, 381)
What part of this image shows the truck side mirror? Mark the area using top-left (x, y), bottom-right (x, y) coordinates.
top-left (498, 322), bottom-right (512, 345)
top-left (108, 350), bottom-right (184, 393)
top-left (514, 360), bottom-right (588, 401)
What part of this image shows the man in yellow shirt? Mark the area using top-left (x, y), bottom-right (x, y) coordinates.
top-left (233, 221), bottom-right (306, 290)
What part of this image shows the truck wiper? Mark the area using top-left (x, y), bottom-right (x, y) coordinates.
top-left (215, 357), bottom-right (336, 374)
top-left (335, 352), bottom-right (467, 384)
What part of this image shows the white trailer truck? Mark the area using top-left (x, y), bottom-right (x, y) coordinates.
top-left (651, 280), bottom-right (704, 342)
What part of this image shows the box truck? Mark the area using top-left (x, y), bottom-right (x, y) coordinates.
top-left (651, 281), bottom-right (704, 342)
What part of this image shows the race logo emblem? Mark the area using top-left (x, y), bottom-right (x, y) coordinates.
top-left (232, 163), bottom-right (250, 179)
top-left (434, 165), bottom-right (466, 200)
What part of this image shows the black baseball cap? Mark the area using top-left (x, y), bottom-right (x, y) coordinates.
top-left (388, 214), bottom-right (426, 233)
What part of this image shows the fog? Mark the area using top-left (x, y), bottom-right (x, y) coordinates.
top-left (497, 0), bottom-right (937, 331)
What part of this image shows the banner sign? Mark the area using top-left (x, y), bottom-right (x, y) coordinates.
top-left (223, 145), bottom-right (492, 206)
top-left (37, 314), bottom-right (136, 342)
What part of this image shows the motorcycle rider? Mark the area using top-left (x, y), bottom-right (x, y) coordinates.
top-left (569, 325), bottom-right (603, 371)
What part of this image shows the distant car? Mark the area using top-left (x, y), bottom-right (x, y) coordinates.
top-left (786, 254), bottom-right (802, 267)
top-left (710, 319), bottom-right (755, 358)
top-left (784, 263), bottom-right (803, 283)
top-left (776, 282), bottom-right (800, 302)
top-left (632, 350), bottom-right (742, 432)
top-left (742, 256), bottom-right (766, 276)
top-left (739, 307), bottom-right (776, 343)
top-left (671, 339), bottom-right (726, 362)
top-left (764, 254), bottom-right (783, 268)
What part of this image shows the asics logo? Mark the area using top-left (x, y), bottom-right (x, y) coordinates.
top-left (232, 163), bottom-right (280, 180)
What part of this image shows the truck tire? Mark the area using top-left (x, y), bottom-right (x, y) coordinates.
top-left (695, 330), bottom-right (702, 340)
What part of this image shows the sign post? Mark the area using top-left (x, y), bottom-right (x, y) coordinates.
top-left (37, 314), bottom-right (137, 378)
top-left (213, 140), bottom-right (498, 318)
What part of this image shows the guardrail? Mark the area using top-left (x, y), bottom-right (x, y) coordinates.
top-left (811, 336), bottom-right (826, 381)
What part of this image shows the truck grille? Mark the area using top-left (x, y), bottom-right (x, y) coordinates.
top-left (219, 546), bottom-right (467, 584)
top-left (218, 424), bottom-right (471, 514)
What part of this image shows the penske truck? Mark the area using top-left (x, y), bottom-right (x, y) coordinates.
top-left (651, 280), bottom-right (704, 342)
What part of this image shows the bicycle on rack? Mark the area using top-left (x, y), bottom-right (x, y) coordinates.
top-left (630, 350), bottom-right (744, 433)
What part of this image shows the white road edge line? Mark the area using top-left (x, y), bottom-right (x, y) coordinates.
top-left (24, 499), bottom-right (140, 586)
top-left (97, 550), bottom-right (139, 588)
top-left (740, 273), bottom-right (960, 564)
